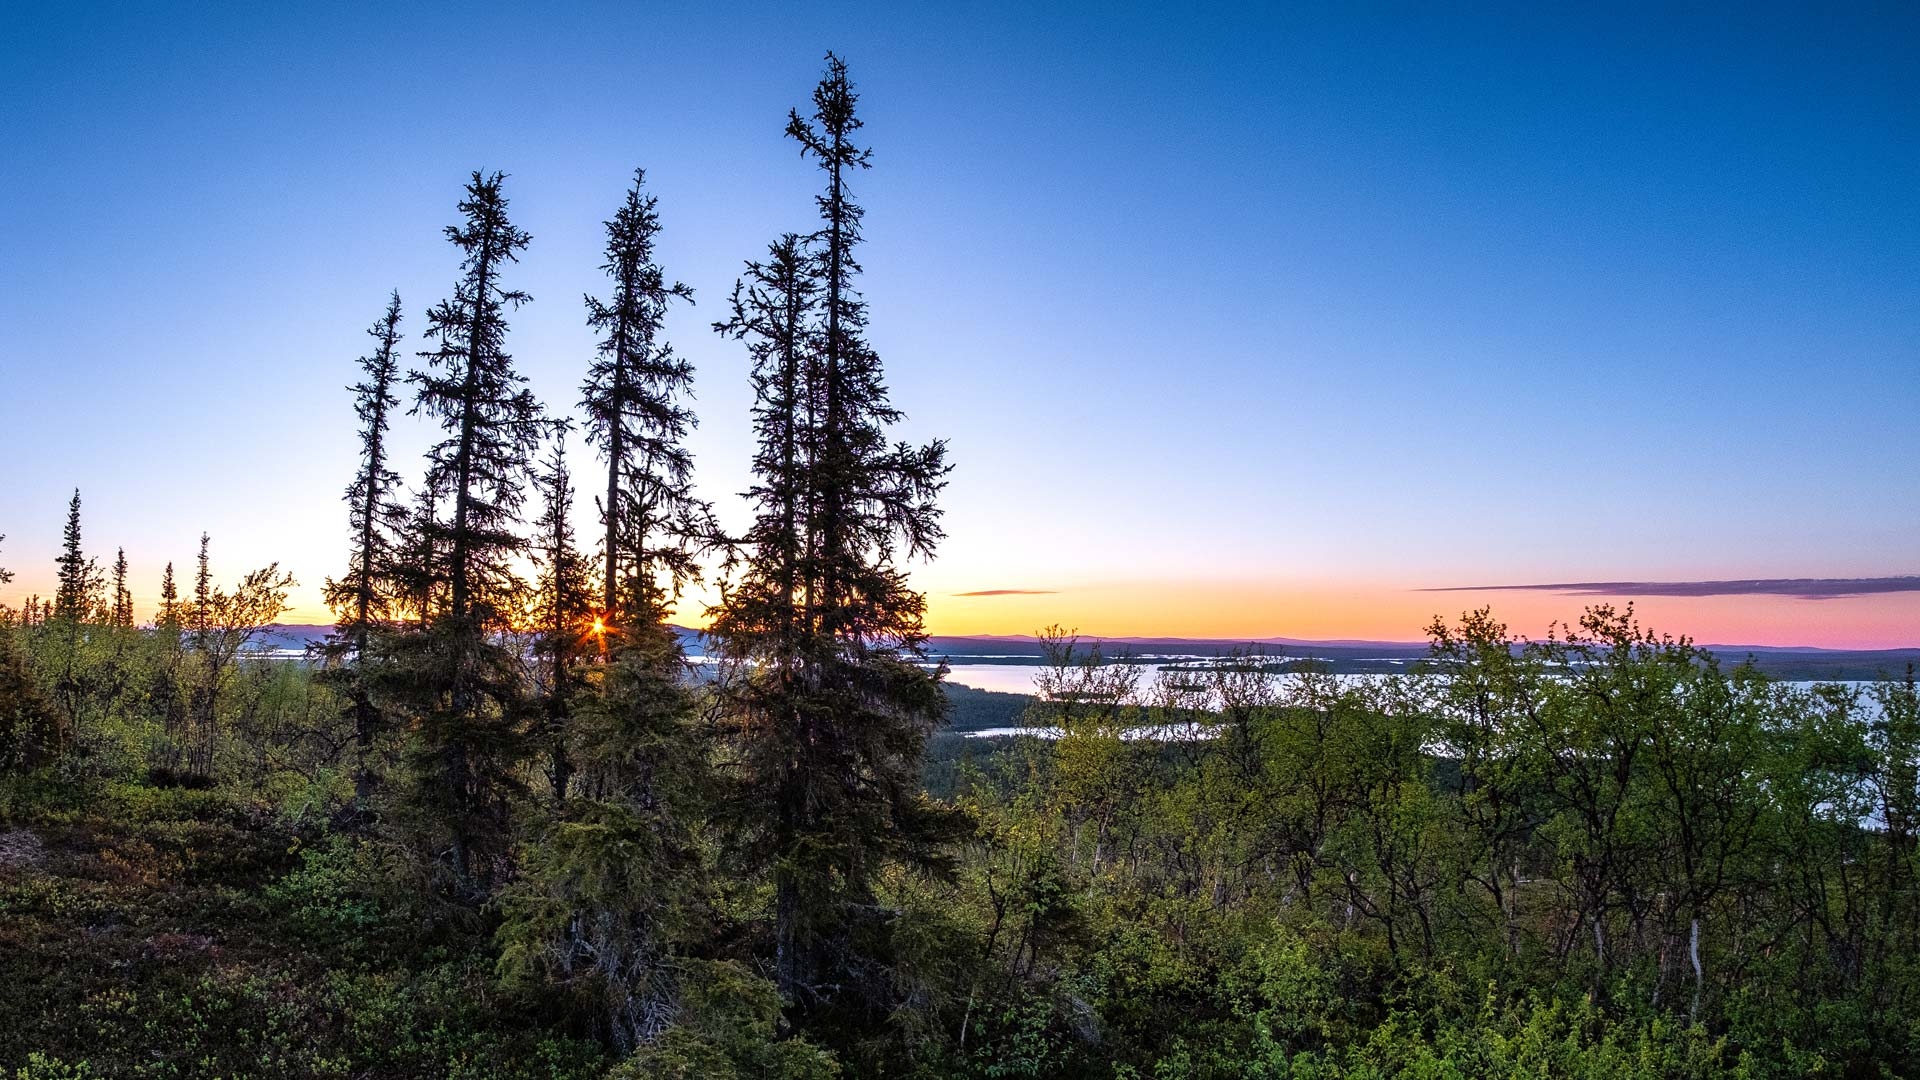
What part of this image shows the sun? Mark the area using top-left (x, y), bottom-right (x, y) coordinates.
top-left (591, 616), bottom-right (606, 635)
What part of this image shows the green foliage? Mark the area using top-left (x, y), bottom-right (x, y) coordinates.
top-left (494, 619), bottom-right (721, 1053)
top-left (1, 782), bottom-right (604, 1079)
top-left (611, 960), bottom-right (839, 1080)
top-left (0, 622), bottom-right (58, 774)
top-left (375, 613), bottom-right (536, 899)
top-left (13, 1053), bottom-right (97, 1080)
top-left (265, 834), bottom-right (413, 945)
top-left (897, 609), bottom-right (1920, 1078)
top-left (10, 489), bottom-right (1919, 1077)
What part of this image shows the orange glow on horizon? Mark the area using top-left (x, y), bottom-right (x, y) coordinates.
top-left (17, 576), bottom-right (1917, 653)
top-left (917, 580), bottom-right (1920, 651)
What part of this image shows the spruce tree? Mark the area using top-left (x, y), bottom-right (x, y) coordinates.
top-left (495, 174), bottom-right (735, 1046)
top-left (49, 489), bottom-right (101, 733)
top-left (392, 170), bottom-right (546, 896)
top-left (411, 170), bottom-right (545, 624)
top-left (320, 291), bottom-right (408, 808)
top-left (580, 169), bottom-right (710, 632)
top-left (712, 55), bottom-right (955, 1012)
top-left (158, 562), bottom-right (179, 630)
top-left (185, 533), bottom-right (218, 779)
top-left (713, 234), bottom-right (816, 674)
top-left (52, 489), bottom-right (101, 625)
top-left (324, 291), bottom-right (407, 634)
top-left (149, 561), bottom-right (188, 776)
top-left (92, 546), bottom-right (137, 727)
top-left (110, 548), bottom-right (133, 629)
top-left (530, 441), bottom-right (593, 801)
top-left (191, 533), bottom-right (212, 651)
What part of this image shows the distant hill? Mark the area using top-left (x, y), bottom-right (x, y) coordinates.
top-left (1691, 645), bottom-right (1920, 682)
top-left (926, 633), bottom-right (1430, 669)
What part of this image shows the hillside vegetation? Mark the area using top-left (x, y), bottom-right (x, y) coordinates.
top-left (6, 52), bottom-right (1920, 1080)
top-left (7, 607), bottom-right (1919, 1077)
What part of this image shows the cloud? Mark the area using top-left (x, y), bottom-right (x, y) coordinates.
top-left (1421, 576), bottom-right (1920, 601)
top-left (953, 589), bottom-right (1058, 597)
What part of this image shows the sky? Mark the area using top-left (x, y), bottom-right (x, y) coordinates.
top-left (2, 3), bottom-right (1916, 648)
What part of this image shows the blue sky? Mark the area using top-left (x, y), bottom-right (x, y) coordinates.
top-left (3, 3), bottom-right (1916, 644)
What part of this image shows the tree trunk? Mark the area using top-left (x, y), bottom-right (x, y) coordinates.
top-left (1689, 915), bottom-right (1704, 1023)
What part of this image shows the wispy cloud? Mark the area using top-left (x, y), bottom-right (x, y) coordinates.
top-left (1421, 577), bottom-right (1920, 601)
top-left (954, 589), bottom-right (1058, 597)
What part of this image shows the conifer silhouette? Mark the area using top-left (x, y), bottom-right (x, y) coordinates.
top-left (713, 54), bottom-right (955, 1011)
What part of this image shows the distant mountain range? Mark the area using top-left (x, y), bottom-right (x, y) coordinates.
top-left (257, 625), bottom-right (1920, 682)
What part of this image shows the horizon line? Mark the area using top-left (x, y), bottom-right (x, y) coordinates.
top-left (1423, 576), bottom-right (1920, 600)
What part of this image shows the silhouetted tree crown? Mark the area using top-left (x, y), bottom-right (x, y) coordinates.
top-left (109, 548), bottom-right (132, 629)
top-left (325, 291), bottom-right (408, 639)
top-left (52, 490), bottom-right (100, 625)
top-left (410, 170), bottom-right (546, 628)
top-left (580, 169), bottom-right (712, 631)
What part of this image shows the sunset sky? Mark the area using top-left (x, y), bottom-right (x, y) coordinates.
top-left (3, 4), bottom-right (1916, 647)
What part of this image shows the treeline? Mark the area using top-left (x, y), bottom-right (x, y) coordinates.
top-left (3, 499), bottom-right (294, 786)
top-left (4, 53), bottom-right (1920, 1079)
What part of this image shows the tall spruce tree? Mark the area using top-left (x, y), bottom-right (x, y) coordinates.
top-left (393, 170), bottom-right (546, 896)
top-left (495, 172), bottom-right (728, 1043)
top-left (580, 169), bottom-right (710, 632)
top-left (495, 175), bottom-right (736, 1049)
top-left (184, 533), bottom-right (217, 778)
top-left (324, 291), bottom-right (407, 632)
top-left (712, 55), bottom-right (955, 1012)
top-left (320, 291), bottom-right (408, 808)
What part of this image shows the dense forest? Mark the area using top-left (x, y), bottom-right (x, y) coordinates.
top-left (4, 56), bottom-right (1920, 1079)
